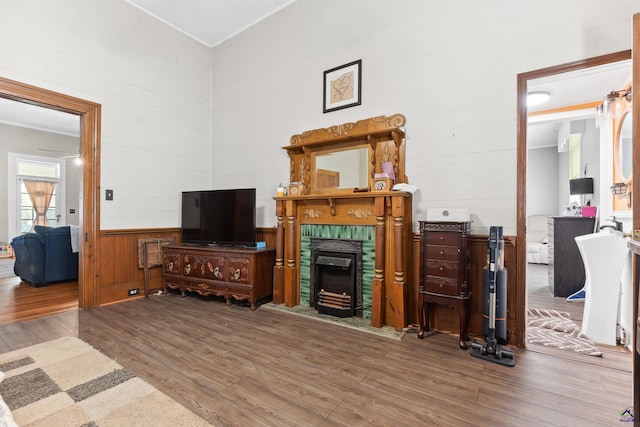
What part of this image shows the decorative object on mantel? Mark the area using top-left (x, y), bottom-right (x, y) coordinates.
top-left (323, 59), bottom-right (362, 113)
top-left (288, 182), bottom-right (305, 196)
top-left (372, 177), bottom-right (393, 191)
top-left (373, 147), bottom-right (396, 191)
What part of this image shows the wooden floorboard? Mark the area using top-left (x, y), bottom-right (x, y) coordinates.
top-left (526, 262), bottom-right (631, 371)
top-left (69, 295), bottom-right (631, 426)
top-left (0, 261), bottom-right (632, 426)
top-left (0, 275), bottom-right (78, 326)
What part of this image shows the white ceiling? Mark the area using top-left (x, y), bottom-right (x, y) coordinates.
top-left (126, 0), bottom-right (298, 47)
top-left (527, 60), bottom-right (632, 149)
top-left (0, 3), bottom-right (632, 149)
top-left (0, 0), bottom-right (298, 140)
top-left (0, 98), bottom-right (80, 137)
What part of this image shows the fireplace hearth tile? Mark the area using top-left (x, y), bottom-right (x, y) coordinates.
top-left (260, 303), bottom-right (404, 340)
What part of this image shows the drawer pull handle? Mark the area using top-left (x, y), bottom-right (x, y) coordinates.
top-left (439, 251), bottom-right (444, 255)
top-left (439, 283), bottom-right (444, 288)
top-left (439, 266), bottom-right (444, 271)
top-left (439, 236), bottom-right (444, 240)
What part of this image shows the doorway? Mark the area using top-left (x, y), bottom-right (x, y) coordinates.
top-left (0, 77), bottom-right (101, 309)
top-left (517, 52), bottom-right (633, 365)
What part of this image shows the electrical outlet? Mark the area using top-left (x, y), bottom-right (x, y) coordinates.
top-left (106, 189), bottom-right (114, 201)
top-left (128, 288), bottom-right (140, 296)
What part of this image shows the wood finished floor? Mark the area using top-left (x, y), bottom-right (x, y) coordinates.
top-left (0, 295), bottom-right (632, 426)
top-left (525, 263), bottom-right (632, 370)
top-left (0, 261), bottom-right (633, 426)
top-left (0, 274), bottom-right (78, 327)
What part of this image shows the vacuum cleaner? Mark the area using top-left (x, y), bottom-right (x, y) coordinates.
top-left (470, 225), bottom-right (516, 367)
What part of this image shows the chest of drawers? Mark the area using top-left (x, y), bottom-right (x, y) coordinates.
top-left (417, 221), bottom-right (471, 349)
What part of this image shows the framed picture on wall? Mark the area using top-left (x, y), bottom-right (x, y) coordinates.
top-left (323, 59), bottom-right (362, 113)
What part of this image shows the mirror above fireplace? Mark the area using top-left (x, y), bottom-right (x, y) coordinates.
top-left (283, 114), bottom-right (407, 195)
top-left (313, 145), bottom-right (370, 193)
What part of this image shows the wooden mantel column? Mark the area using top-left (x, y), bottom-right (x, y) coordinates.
top-left (391, 194), bottom-right (407, 330)
top-left (284, 199), bottom-right (298, 307)
top-left (371, 196), bottom-right (387, 327)
top-left (272, 199), bottom-right (285, 304)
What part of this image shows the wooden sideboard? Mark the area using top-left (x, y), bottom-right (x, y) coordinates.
top-left (162, 244), bottom-right (275, 310)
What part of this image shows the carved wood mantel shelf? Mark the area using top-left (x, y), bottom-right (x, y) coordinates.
top-left (273, 115), bottom-right (414, 331)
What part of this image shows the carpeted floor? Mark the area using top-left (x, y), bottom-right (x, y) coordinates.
top-left (527, 308), bottom-right (602, 357)
top-left (0, 337), bottom-right (210, 426)
top-left (0, 259), bottom-right (15, 280)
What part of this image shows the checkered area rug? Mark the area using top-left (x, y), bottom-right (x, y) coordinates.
top-left (0, 337), bottom-right (210, 426)
top-left (527, 308), bottom-right (602, 357)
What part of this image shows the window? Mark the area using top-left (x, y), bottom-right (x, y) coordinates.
top-left (8, 154), bottom-right (66, 237)
top-left (568, 133), bottom-right (582, 179)
top-left (19, 180), bottom-right (58, 232)
top-left (568, 133), bottom-right (583, 204)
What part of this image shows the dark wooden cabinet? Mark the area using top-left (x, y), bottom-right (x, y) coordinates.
top-left (418, 221), bottom-right (471, 349)
top-left (162, 245), bottom-right (275, 310)
top-left (547, 216), bottom-right (596, 297)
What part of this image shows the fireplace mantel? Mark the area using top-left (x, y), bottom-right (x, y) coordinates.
top-left (272, 115), bottom-right (414, 331)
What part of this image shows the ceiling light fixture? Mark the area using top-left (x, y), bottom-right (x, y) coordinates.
top-left (527, 91), bottom-right (550, 107)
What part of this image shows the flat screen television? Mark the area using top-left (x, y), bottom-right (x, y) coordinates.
top-left (569, 178), bottom-right (594, 195)
top-left (181, 188), bottom-right (256, 247)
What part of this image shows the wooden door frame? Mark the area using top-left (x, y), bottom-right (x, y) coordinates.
top-left (0, 77), bottom-right (100, 308)
top-left (632, 13), bottom-right (640, 426)
top-left (516, 50), bottom-right (632, 348)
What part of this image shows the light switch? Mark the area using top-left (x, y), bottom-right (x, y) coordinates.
top-left (106, 189), bottom-right (114, 201)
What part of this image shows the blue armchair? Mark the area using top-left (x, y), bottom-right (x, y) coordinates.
top-left (11, 225), bottom-right (79, 287)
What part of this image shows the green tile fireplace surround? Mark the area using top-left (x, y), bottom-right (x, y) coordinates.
top-left (299, 224), bottom-right (375, 319)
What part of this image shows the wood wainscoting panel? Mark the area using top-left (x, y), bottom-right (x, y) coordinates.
top-left (98, 228), bottom-right (276, 306)
top-left (98, 229), bottom-right (180, 305)
top-left (256, 227), bottom-right (277, 248)
top-left (414, 233), bottom-right (521, 347)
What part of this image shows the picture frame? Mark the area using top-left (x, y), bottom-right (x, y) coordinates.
top-left (323, 59), bottom-right (362, 113)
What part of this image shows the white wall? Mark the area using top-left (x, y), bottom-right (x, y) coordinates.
top-left (2, 1), bottom-right (639, 235)
top-left (0, 123), bottom-right (81, 242)
top-left (554, 118), bottom-right (601, 214)
top-left (527, 147), bottom-right (558, 217)
top-left (0, 0), bottom-right (212, 230)
top-left (582, 118), bottom-right (601, 208)
top-left (210, 0), bottom-right (640, 234)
